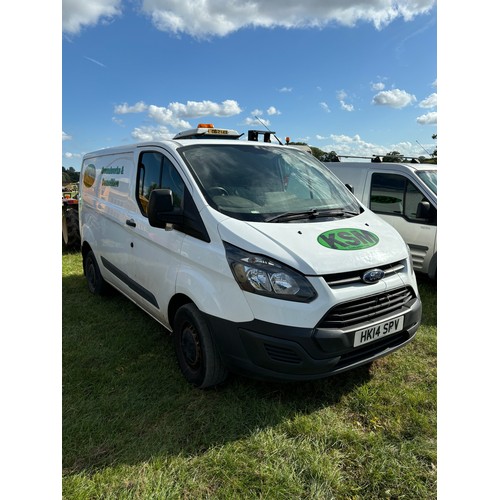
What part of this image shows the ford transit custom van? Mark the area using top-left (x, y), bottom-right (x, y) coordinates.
top-left (79, 125), bottom-right (422, 388)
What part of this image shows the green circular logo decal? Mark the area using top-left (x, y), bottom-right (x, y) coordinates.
top-left (318, 228), bottom-right (379, 250)
top-left (83, 164), bottom-right (96, 188)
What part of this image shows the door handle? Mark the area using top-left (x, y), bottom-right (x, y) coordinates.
top-left (126, 219), bottom-right (136, 227)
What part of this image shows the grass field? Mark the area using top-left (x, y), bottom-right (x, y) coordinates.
top-left (62, 250), bottom-right (437, 499)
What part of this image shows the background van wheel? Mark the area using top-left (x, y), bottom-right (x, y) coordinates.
top-left (62, 208), bottom-right (80, 250)
top-left (173, 303), bottom-right (228, 389)
top-left (84, 250), bottom-right (109, 296)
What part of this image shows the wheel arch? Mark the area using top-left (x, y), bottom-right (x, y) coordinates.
top-left (167, 293), bottom-right (193, 330)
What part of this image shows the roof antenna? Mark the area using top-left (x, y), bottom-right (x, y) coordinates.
top-left (254, 116), bottom-right (283, 145)
top-left (416, 140), bottom-right (432, 157)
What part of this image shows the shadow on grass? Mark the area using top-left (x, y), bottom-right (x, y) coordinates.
top-left (63, 273), bottom-right (373, 476)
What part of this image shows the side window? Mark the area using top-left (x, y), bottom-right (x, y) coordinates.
top-left (370, 173), bottom-right (405, 215)
top-left (136, 152), bottom-right (185, 215)
top-left (370, 173), bottom-right (434, 223)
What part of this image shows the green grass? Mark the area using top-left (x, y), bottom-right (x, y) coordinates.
top-left (63, 251), bottom-right (436, 499)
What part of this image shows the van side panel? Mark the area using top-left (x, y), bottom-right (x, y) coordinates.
top-left (175, 232), bottom-right (255, 323)
top-left (81, 151), bottom-right (138, 292)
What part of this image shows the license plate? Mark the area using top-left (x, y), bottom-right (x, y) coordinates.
top-left (353, 315), bottom-right (404, 347)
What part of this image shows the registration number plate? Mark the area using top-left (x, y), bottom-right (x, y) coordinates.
top-left (353, 315), bottom-right (404, 347)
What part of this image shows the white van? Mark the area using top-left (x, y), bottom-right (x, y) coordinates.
top-left (324, 161), bottom-right (437, 280)
top-left (79, 125), bottom-right (422, 388)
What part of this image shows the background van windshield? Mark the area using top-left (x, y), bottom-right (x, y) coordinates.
top-left (180, 144), bottom-right (359, 222)
top-left (416, 170), bottom-right (437, 195)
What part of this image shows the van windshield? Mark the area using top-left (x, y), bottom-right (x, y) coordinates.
top-left (179, 144), bottom-right (360, 222)
top-left (416, 170), bottom-right (437, 195)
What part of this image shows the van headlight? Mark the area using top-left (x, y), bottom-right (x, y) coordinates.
top-left (224, 242), bottom-right (317, 302)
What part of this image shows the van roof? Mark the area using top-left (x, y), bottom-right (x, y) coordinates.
top-left (329, 161), bottom-right (436, 171)
top-left (81, 138), bottom-right (286, 160)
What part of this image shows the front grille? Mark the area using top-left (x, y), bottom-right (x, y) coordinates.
top-left (323, 260), bottom-right (405, 287)
top-left (317, 286), bottom-right (415, 330)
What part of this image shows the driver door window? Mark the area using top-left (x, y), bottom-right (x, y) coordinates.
top-left (136, 152), bottom-right (185, 215)
top-left (370, 173), bottom-right (433, 223)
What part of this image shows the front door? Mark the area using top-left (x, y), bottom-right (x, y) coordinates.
top-left (368, 172), bottom-right (437, 275)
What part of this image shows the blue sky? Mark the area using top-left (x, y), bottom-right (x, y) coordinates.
top-left (62, 0), bottom-right (437, 170)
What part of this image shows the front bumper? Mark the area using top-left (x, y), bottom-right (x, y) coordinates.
top-left (204, 295), bottom-right (422, 382)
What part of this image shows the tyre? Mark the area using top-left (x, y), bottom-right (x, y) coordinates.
top-left (62, 207), bottom-right (80, 250)
top-left (84, 250), bottom-right (109, 296)
top-left (173, 303), bottom-right (228, 389)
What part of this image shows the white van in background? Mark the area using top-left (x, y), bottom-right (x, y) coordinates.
top-left (324, 161), bottom-right (437, 280)
top-left (79, 125), bottom-right (422, 388)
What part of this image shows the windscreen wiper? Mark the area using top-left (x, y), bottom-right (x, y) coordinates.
top-left (265, 208), bottom-right (358, 223)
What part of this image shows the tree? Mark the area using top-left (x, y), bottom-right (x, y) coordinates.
top-left (287, 142), bottom-right (337, 161)
top-left (382, 151), bottom-right (404, 162)
top-left (62, 166), bottom-right (80, 184)
top-left (317, 150), bottom-right (339, 162)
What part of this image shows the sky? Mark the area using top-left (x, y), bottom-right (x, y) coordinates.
top-left (62, 0), bottom-right (437, 170)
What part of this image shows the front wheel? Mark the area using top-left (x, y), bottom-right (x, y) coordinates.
top-left (173, 303), bottom-right (228, 389)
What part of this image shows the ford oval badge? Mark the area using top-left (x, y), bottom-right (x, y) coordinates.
top-left (362, 269), bottom-right (385, 284)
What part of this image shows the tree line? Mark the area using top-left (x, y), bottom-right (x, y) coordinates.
top-left (63, 167), bottom-right (80, 185)
top-left (290, 140), bottom-right (437, 164)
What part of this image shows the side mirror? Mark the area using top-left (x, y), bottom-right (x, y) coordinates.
top-left (148, 189), bottom-right (178, 228)
top-left (416, 200), bottom-right (431, 219)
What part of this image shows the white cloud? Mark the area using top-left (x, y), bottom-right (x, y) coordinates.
top-left (340, 101), bottom-right (354, 112)
top-left (63, 0), bottom-right (435, 37)
top-left (169, 99), bottom-right (242, 117)
top-left (336, 90), bottom-right (347, 101)
top-left (114, 101), bottom-right (148, 114)
top-left (322, 133), bottom-right (382, 156)
top-left (318, 133), bottom-right (427, 157)
top-left (62, 131), bottom-right (72, 141)
top-left (416, 111), bottom-right (437, 125)
top-left (320, 102), bottom-right (331, 113)
top-left (62, 0), bottom-right (122, 35)
top-left (131, 126), bottom-right (176, 141)
top-left (371, 82), bottom-right (385, 91)
top-left (112, 117), bottom-right (124, 126)
top-left (336, 90), bottom-right (354, 112)
top-left (114, 99), bottom-right (242, 130)
top-left (372, 88), bottom-right (417, 108)
top-left (267, 106), bottom-right (280, 116)
top-left (147, 105), bottom-right (191, 129)
top-left (279, 87), bottom-right (293, 93)
top-left (244, 116), bottom-right (270, 127)
top-left (140, 0), bottom-right (436, 38)
top-left (419, 92), bottom-right (437, 108)
top-left (64, 152), bottom-right (82, 159)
